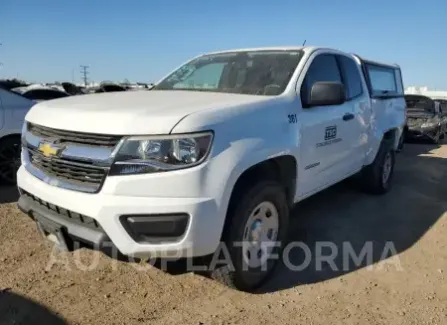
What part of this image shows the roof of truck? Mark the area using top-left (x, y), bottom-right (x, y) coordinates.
top-left (204, 46), bottom-right (400, 68)
top-left (205, 46), bottom-right (306, 55)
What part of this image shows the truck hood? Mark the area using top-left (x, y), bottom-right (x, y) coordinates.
top-left (25, 90), bottom-right (271, 135)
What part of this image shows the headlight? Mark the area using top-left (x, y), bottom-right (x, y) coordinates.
top-left (421, 117), bottom-right (439, 128)
top-left (421, 122), bottom-right (436, 128)
top-left (109, 132), bottom-right (213, 175)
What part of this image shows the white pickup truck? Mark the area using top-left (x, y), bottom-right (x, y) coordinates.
top-left (17, 46), bottom-right (405, 291)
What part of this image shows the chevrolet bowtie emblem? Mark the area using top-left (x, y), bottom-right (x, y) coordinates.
top-left (38, 142), bottom-right (62, 158)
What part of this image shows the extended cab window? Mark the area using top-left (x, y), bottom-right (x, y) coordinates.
top-left (300, 54), bottom-right (341, 107)
top-left (337, 55), bottom-right (363, 99)
top-left (365, 63), bottom-right (404, 97)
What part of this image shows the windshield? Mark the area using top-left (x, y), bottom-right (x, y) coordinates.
top-left (154, 50), bottom-right (303, 96)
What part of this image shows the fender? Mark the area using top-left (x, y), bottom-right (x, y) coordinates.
top-left (171, 94), bottom-right (300, 210)
top-left (225, 142), bottom-right (295, 196)
top-left (206, 136), bottom-right (298, 225)
top-left (364, 99), bottom-right (405, 166)
top-left (365, 126), bottom-right (403, 166)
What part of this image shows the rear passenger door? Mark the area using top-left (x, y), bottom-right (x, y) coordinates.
top-left (336, 54), bottom-right (370, 170)
top-left (298, 53), bottom-right (359, 195)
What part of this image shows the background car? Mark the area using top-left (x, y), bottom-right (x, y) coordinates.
top-left (61, 82), bottom-right (87, 95)
top-left (12, 86), bottom-right (70, 102)
top-left (0, 78), bottom-right (29, 91)
top-left (404, 94), bottom-right (446, 143)
top-left (0, 87), bottom-right (35, 184)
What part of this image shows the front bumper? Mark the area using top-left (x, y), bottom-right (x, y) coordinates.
top-left (17, 166), bottom-right (221, 258)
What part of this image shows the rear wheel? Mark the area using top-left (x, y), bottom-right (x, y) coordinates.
top-left (210, 181), bottom-right (290, 292)
top-left (0, 136), bottom-right (22, 185)
top-left (360, 139), bottom-right (395, 195)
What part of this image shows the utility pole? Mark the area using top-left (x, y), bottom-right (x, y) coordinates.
top-left (80, 65), bottom-right (89, 86)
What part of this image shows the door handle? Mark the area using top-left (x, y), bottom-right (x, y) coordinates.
top-left (343, 113), bottom-right (355, 121)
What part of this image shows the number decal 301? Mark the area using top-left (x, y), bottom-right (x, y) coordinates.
top-left (288, 114), bottom-right (297, 124)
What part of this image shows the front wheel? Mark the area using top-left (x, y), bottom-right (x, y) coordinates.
top-left (0, 137), bottom-right (22, 185)
top-left (360, 140), bottom-right (395, 195)
top-left (210, 181), bottom-right (290, 292)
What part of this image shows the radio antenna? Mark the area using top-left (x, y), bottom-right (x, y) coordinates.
top-left (302, 40), bottom-right (307, 46)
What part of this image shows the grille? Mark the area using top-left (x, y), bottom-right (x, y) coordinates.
top-left (28, 148), bottom-right (106, 190)
top-left (28, 123), bottom-right (121, 148)
top-left (20, 189), bottom-right (102, 230)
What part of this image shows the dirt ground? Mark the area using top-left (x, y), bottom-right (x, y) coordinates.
top-left (1, 142), bottom-right (446, 325)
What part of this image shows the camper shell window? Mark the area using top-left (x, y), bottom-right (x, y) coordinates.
top-left (357, 58), bottom-right (404, 99)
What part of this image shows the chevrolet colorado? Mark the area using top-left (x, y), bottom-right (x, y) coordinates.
top-left (17, 47), bottom-right (405, 291)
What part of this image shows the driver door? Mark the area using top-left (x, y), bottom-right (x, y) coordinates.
top-left (298, 53), bottom-right (357, 196)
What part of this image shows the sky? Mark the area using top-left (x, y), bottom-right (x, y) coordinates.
top-left (0, 0), bottom-right (446, 88)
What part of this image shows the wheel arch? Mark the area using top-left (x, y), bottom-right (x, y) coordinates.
top-left (383, 127), bottom-right (399, 148)
top-left (0, 132), bottom-right (22, 184)
top-left (366, 127), bottom-right (401, 165)
top-left (219, 154), bottom-right (298, 242)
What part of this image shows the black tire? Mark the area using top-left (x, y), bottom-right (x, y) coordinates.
top-left (397, 132), bottom-right (405, 152)
top-left (360, 139), bottom-right (395, 195)
top-left (209, 181), bottom-right (290, 292)
top-left (0, 136), bottom-right (22, 185)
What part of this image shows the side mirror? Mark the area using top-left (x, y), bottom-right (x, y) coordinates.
top-left (308, 82), bottom-right (346, 107)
